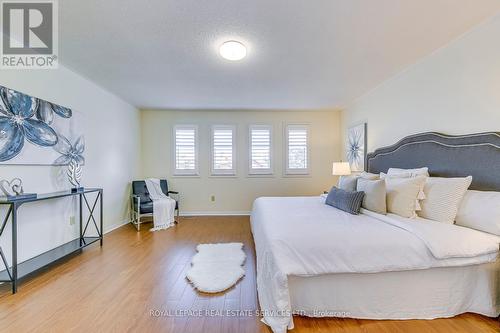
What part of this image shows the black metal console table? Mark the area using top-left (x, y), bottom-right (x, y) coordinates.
top-left (0, 188), bottom-right (103, 294)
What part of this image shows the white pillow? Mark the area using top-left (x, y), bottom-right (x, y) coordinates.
top-left (338, 175), bottom-right (359, 191)
top-left (385, 177), bottom-right (427, 218)
top-left (418, 176), bottom-right (472, 224)
top-left (356, 178), bottom-right (387, 214)
top-left (359, 172), bottom-right (380, 180)
top-left (455, 190), bottom-right (500, 235)
top-left (388, 167), bottom-right (429, 177)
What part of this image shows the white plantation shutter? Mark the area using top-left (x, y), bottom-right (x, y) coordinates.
top-left (249, 125), bottom-right (272, 174)
top-left (174, 125), bottom-right (198, 175)
top-left (286, 125), bottom-right (309, 175)
top-left (211, 125), bottom-right (236, 175)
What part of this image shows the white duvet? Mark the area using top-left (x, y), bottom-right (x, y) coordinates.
top-left (250, 196), bottom-right (500, 333)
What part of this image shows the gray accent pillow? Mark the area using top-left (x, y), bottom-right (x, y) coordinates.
top-left (356, 178), bottom-right (387, 214)
top-left (338, 175), bottom-right (359, 191)
top-left (325, 187), bottom-right (365, 215)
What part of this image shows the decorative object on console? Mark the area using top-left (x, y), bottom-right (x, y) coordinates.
top-left (0, 85), bottom-right (84, 165)
top-left (0, 178), bottom-right (21, 196)
top-left (67, 160), bottom-right (84, 192)
top-left (0, 178), bottom-right (36, 200)
top-left (347, 122), bottom-right (367, 172)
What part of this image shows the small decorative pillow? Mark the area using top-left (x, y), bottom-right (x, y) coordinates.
top-left (356, 178), bottom-right (387, 214)
top-left (385, 177), bottom-right (427, 218)
top-left (418, 176), bottom-right (472, 224)
top-left (338, 175), bottom-right (359, 191)
top-left (325, 187), bottom-right (365, 215)
top-left (455, 190), bottom-right (500, 235)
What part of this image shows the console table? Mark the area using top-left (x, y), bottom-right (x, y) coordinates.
top-left (0, 188), bottom-right (103, 294)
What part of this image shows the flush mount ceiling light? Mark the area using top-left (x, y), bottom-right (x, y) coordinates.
top-left (219, 41), bottom-right (247, 61)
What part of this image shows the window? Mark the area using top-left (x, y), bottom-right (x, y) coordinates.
top-left (173, 125), bottom-right (198, 175)
top-left (249, 125), bottom-right (272, 175)
top-left (285, 124), bottom-right (309, 175)
top-left (211, 125), bottom-right (236, 175)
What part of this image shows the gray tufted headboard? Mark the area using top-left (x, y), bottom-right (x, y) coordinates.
top-left (366, 132), bottom-right (500, 191)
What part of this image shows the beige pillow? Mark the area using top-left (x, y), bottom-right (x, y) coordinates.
top-left (356, 178), bottom-right (387, 214)
top-left (385, 177), bottom-right (427, 218)
top-left (418, 176), bottom-right (472, 224)
top-left (381, 170), bottom-right (427, 202)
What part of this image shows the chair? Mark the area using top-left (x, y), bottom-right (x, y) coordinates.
top-left (130, 180), bottom-right (180, 231)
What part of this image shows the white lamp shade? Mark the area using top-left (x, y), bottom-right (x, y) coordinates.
top-left (332, 162), bottom-right (351, 176)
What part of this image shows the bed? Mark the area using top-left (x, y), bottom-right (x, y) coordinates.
top-left (250, 132), bottom-right (500, 333)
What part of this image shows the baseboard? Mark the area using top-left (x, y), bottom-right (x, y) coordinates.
top-left (104, 220), bottom-right (129, 233)
top-left (103, 212), bottom-right (250, 232)
top-left (180, 211), bottom-right (251, 217)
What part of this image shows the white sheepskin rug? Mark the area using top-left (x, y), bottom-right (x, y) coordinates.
top-left (186, 242), bottom-right (246, 293)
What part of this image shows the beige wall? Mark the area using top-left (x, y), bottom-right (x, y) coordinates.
top-left (141, 109), bottom-right (341, 213)
top-left (341, 14), bottom-right (500, 154)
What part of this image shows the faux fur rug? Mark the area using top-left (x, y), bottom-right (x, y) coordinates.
top-left (186, 242), bottom-right (246, 293)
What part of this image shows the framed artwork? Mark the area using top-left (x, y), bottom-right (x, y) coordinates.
top-left (347, 122), bottom-right (367, 172)
top-left (0, 85), bottom-right (84, 166)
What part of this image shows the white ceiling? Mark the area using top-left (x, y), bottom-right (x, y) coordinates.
top-left (59, 0), bottom-right (500, 110)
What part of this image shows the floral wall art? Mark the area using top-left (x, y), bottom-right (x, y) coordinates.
top-left (347, 122), bottom-right (367, 172)
top-left (0, 85), bottom-right (84, 166)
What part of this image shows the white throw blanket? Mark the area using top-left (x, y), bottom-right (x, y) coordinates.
top-left (145, 178), bottom-right (176, 231)
top-left (250, 196), bottom-right (500, 333)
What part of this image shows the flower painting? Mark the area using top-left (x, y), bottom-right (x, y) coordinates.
top-left (0, 85), bottom-right (84, 165)
top-left (347, 123), bottom-right (367, 172)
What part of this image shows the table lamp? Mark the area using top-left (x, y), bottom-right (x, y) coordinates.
top-left (332, 162), bottom-right (351, 187)
top-left (332, 162), bottom-right (351, 176)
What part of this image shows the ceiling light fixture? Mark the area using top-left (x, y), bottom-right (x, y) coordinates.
top-left (219, 41), bottom-right (247, 61)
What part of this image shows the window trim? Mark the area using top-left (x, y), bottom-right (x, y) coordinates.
top-left (210, 125), bottom-right (237, 176)
top-left (248, 124), bottom-right (273, 176)
top-left (172, 124), bottom-right (199, 176)
top-left (284, 123), bottom-right (310, 176)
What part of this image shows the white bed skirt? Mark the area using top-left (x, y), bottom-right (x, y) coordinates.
top-left (288, 262), bottom-right (500, 320)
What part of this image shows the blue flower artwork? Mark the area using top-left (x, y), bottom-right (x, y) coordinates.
top-left (0, 85), bottom-right (83, 165)
top-left (347, 123), bottom-right (367, 172)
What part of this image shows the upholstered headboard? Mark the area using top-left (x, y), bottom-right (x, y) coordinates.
top-left (366, 132), bottom-right (500, 191)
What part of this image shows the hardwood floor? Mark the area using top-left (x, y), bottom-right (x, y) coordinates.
top-left (0, 216), bottom-right (498, 333)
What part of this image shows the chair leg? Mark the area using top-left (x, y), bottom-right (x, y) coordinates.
top-left (176, 208), bottom-right (180, 223)
top-left (131, 213), bottom-right (140, 231)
